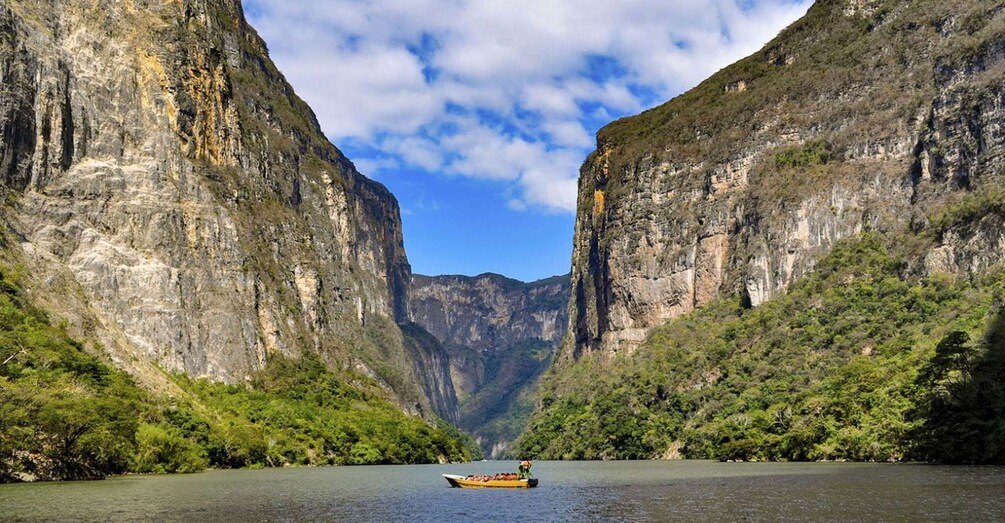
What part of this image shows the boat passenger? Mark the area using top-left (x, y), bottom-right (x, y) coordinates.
top-left (518, 460), bottom-right (533, 479)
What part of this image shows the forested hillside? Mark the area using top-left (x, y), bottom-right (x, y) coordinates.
top-left (516, 234), bottom-right (1005, 462)
top-left (0, 257), bottom-right (476, 482)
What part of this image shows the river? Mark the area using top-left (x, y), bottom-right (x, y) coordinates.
top-left (2, 460), bottom-right (1004, 522)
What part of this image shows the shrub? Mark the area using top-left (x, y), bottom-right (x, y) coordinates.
top-left (132, 423), bottom-right (208, 474)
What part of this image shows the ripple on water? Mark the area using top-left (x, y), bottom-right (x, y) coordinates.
top-left (2, 461), bottom-right (1005, 522)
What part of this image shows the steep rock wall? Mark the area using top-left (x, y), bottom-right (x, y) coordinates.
top-left (569, 0), bottom-right (1005, 358)
top-left (410, 273), bottom-right (569, 396)
top-left (409, 273), bottom-right (569, 456)
top-left (0, 0), bottom-right (452, 419)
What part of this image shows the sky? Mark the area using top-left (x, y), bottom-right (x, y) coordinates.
top-left (241, 0), bottom-right (813, 282)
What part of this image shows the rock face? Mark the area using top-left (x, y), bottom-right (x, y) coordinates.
top-left (0, 0), bottom-right (452, 418)
top-left (400, 323), bottom-right (459, 424)
top-left (569, 0), bottom-right (1005, 359)
top-left (409, 273), bottom-right (569, 456)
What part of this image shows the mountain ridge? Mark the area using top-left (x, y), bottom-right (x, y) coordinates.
top-left (409, 272), bottom-right (570, 457)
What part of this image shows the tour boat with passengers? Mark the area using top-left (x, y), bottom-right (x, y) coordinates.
top-left (442, 473), bottom-right (538, 489)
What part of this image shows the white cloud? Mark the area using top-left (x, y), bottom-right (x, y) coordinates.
top-left (442, 123), bottom-right (537, 181)
top-left (542, 120), bottom-right (593, 148)
top-left (275, 44), bottom-right (441, 138)
top-left (523, 84), bottom-right (582, 118)
top-left (383, 136), bottom-right (445, 172)
top-left (352, 156), bottom-right (399, 178)
top-left (507, 199), bottom-right (528, 212)
top-left (520, 156), bottom-right (582, 212)
top-left (242, 0), bottom-right (813, 213)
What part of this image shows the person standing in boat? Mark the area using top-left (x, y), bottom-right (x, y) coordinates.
top-left (518, 460), bottom-right (533, 479)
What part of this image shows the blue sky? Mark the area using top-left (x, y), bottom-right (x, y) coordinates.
top-left (242, 0), bottom-right (812, 281)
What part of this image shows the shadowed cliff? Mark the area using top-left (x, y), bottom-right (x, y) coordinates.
top-left (409, 272), bottom-right (569, 457)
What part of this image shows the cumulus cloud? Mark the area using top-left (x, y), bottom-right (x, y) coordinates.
top-left (352, 156), bottom-right (399, 178)
top-left (542, 120), bottom-right (594, 148)
top-left (243, 0), bottom-right (812, 212)
top-left (383, 136), bottom-right (445, 172)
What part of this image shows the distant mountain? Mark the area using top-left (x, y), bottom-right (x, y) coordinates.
top-left (410, 273), bottom-right (570, 458)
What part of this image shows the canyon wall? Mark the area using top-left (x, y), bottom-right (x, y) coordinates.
top-left (410, 273), bottom-right (569, 456)
top-left (569, 0), bottom-right (1005, 358)
top-left (0, 0), bottom-right (452, 418)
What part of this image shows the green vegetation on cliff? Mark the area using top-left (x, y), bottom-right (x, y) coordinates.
top-left (408, 273), bottom-right (570, 457)
top-left (515, 234), bottom-right (1005, 463)
top-left (0, 268), bottom-right (477, 483)
top-left (0, 265), bottom-right (153, 482)
top-left (170, 353), bottom-right (479, 470)
top-left (459, 339), bottom-right (553, 456)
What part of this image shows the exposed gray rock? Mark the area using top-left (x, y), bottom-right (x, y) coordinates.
top-left (401, 323), bottom-right (459, 424)
top-left (568, 0), bottom-right (1005, 358)
top-left (409, 272), bottom-right (569, 457)
top-left (0, 0), bottom-right (451, 419)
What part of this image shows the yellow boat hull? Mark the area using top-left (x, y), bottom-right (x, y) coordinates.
top-left (443, 474), bottom-right (538, 488)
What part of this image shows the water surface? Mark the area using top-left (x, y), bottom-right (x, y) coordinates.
top-left (2, 460), bottom-right (1004, 522)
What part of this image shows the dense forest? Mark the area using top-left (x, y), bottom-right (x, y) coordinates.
top-left (0, 264), bottom-right (479, 482)
top-left (515, 234), bottom-right (1005, 463)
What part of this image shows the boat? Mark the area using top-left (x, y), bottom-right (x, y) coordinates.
top-left (443, 474), bottom-right (539, 489)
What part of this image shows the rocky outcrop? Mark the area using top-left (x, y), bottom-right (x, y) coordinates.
top-left (409, 273), bottom-right (569, 456)
top-left (411, 273), bottom-right (568, 395)
top-left (569, 0), bottom-right (1005, 358)
top-left (0, 0), bottom-right (451, 418)
top-left (400, 323), bottom-right (459, 424)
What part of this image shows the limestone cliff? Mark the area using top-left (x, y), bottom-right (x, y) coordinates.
top-left (409, 273), bottom-right (569, 457)
top-left (569, 0), bottom-right (1005, 358)
top-left (0, 0), bottom-right (451, 418)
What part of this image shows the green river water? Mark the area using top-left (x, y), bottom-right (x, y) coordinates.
top-left (1, 460), bottom-right (1004, 522)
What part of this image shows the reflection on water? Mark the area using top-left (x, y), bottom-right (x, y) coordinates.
top-left (2, 460), bottom-right (1005, 522)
